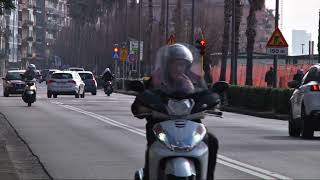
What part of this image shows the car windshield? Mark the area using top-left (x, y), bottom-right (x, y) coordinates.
top-left (6, 72), bottom-right (23, 80)
top-left (51, 73), bottom-right (73, 79)
top-left (79, 73), bottom-right (93, 80)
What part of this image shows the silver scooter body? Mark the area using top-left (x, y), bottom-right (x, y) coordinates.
top-left (135, 98), bottom-right (209, 180)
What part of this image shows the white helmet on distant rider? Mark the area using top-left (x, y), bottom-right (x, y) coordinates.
top-left (27, 64), bottom-right (36, 71)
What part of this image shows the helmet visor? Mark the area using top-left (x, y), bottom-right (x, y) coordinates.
top-left (151, 43), bottom-right (207, 97)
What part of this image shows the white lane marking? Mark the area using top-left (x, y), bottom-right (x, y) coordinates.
top-left (217, 159), bottom-right (276, 179)
top-left (53, 102), bottom-right (292, 180)
top-left (218, 155), bottom-right (291, 180)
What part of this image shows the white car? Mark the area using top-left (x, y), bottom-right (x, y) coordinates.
top-left (289, 65), bottom-right (320, 138)
top-left (47, 71), bottom-right (85, 98)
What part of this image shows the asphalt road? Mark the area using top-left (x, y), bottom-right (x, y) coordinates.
top-left (0, 83), bottom-right (320, 179)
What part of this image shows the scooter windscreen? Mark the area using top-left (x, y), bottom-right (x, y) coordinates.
top-left (151, 43), bottom-right (207, 98)
top-left (153, 120), bottom-right (207, 151)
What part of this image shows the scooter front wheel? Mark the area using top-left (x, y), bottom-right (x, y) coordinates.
top-left (28, 103), bottom-right (31, 107)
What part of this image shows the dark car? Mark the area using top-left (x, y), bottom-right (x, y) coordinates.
top-left (78, 71), bottom-right (97, 95)
top-left (2, 70), bottom-right (26, 97)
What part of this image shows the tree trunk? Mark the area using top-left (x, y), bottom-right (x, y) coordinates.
top-left (159, 0), bottom-right (166, 46)
top-left (145, 0), bottom-right (153, 75)
top-left (234, 0), bottom-right (243, 85)
top-left (173, 0), bottom-right (182, 41)
top-left (245, 0), bottom-right (260, 85)
top-left (220, 0), bottom-right (231, 81)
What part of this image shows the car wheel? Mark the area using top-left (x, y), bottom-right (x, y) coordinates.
top-left (81, 92), bottom-right (85, 98)
top-left (301, 105), bottom-right (314, 139)
top-left (53, 94), bottom-right (58, 98)
top-left (288, 106), bottom-right (300, 137)
top-left (47, 91), bottom-right (52, 98)
top-left (92, 91), bottom-right (97, 95)
top-left (3, 91), bottom-right (9, 97)
top-left (75, 93), bottom-right (80, 98)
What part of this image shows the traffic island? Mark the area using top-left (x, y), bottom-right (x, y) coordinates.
top-left (0, 113), bottom-right (51, 179)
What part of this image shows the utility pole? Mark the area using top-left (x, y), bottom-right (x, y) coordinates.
top-left (166, 0), bottom-right (169, 40)
top-left (273, 0), bottom-right (279, 88)
top-left (138, 0), bottom-right (142, 79)
top-left (191, 0), bottom-right (195, 45)
top-left (301, 43), bottom-right (305, 55)
top-left (230, 0), bottom-right (236, 85)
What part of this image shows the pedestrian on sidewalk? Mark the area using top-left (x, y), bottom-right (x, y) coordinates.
top-left (265, 67), bottom-right (275, 87)
top-left (293, 69), bottom-right (304, 84)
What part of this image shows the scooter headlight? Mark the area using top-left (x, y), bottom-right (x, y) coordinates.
top-left (153, 124), bottom-right (172, 150)
top-left (191, 124), bottom-right (207, 148)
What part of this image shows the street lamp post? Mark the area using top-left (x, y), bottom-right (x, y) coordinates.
top-left (301, 43), bottom-right (305, 55)
top-left (273, 0), bottom-right (279, 88)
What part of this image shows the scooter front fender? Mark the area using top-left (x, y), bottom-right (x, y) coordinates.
top-left (164, 157), bottom-right (196, 177)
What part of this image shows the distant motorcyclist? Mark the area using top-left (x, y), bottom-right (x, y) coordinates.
top-left (23, 64), bottom-right (37, 81)
top-left (102, 68), bottom-right (114, 82)
top-left (132, 44), bottom-right (218, 180)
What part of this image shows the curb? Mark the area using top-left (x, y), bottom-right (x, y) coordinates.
top-left (221, 106), bottom-right (289, 121)
top-left (0, 113), bottom-right (52, 179)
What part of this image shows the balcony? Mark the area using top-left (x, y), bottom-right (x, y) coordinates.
top-left (22, 20), bottom-right (35, 27)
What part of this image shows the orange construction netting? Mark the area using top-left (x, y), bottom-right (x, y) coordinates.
top-left (211, 64), bottom-right (312, 88)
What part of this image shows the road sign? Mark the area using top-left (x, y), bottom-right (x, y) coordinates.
top-left (266, 28), bottom-right (288, 55)
top-left (130, 41), bottom-right (143, 61)
top-left (112, 52), bottom-right (120, 59)
top-left (167, 35), bottom-right (176, 45)
top-left (128, 53), bottom-right (137, 63)
top-left (120, 48), bottom-right (128, 61)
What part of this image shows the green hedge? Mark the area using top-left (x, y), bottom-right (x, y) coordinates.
top-left (226, 86), bottom-right (294, 114)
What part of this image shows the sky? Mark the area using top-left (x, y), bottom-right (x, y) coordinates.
top-left (265, 0), bottom-right (320, 55)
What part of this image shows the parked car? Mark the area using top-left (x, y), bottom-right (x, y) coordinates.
top-left (45, 69), bottom-right (60, 84)
top-left (78, 71), bottom-right (97, 95)
top-left (67, 67), bottom-right (85, 71)
top-left (47, 71), bottom-right (85, 98)
top-left (288, 64), bottom-right (320, 138)
top-left (2, 70), bottom-right (26, 97)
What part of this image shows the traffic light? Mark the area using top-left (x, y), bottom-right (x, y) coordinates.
top-left (114, 47), bottom-right (119, 53)
top-left (195, 38), bottom-right (206, 56)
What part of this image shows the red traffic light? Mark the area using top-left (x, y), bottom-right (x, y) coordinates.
top-left (200, 39), bottom-right (206, 46)
top-left (114, 47), bottom-right (119, 53)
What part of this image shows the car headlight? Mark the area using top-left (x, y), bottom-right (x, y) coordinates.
top-left (7, 81), bottom-right (13, 87)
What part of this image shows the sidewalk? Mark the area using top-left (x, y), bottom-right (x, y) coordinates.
top-left (0, 113), bottom-right (51, 179)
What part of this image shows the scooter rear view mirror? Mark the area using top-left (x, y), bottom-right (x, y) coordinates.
top-left (211, 81), bottom-right (229, 94)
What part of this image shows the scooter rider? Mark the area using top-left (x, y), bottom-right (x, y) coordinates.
top-left (132, 44), bottom-right (219, 180)
top-left (102, 68), bottom-right (114, 82)
top-left (23, 64), bottom-right (37, 81)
